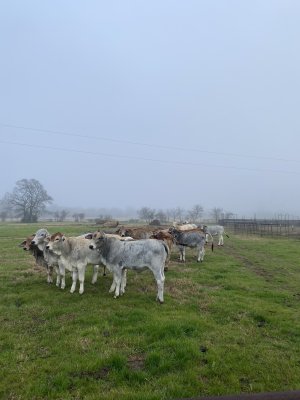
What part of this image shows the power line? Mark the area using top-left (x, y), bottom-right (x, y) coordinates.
top-left (1, 139), bottom-right (300, 175)
top-left (1, 122), bottom-right (299, 164)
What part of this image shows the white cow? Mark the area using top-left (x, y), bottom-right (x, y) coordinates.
top-left (46, 232), bottom-right (106, 294)
top-left (201, 225), bottom-right (229, 246)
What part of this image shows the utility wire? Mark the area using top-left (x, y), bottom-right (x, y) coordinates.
top-left (1, 139), bottom-right (300, 176)
top-left (1, 122), bottom-right (299, 164)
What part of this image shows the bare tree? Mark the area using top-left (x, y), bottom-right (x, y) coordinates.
top-left (73, 212), bottom-right (85, 222)
top-left (59, 210), bottom-right (69, 222)
top-left (155, 210), bottom-right (167, 223)
top-left (210, 207), bottom-right (223, 223)
top-left (9, 179), bottom-right (52, 222)
top-left (138, 207), bottom-right (155, 223)
top-left (186, 204), bottom-right (203, 223)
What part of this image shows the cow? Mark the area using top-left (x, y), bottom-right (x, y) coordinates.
top-left (150, 229), bottom-right (174, 269)
top-left (172, 222), bottom-right (198, 231)
top-left (115, 226), bottom-right (154, 239)
top-left (31, 228), bottom-right (64, 285)
top-left (88, 231), bottom-right (169, 303)
top-left (18, 235), bottom-right (49, 273)
top-left (45, 232), bottom-right (108, 294)
top-left (31, 229), bottom-right (100, 290)
top-left (200, 225), bottom-right (229, 246)
top-left (169, 227), bottom-right (210, 263)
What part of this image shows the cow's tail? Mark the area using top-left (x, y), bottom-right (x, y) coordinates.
top-left (161, 241), bottom-right (170, 257)
top-left (225, 231), bottom-right (230, 238)
top-left (211, 242), bottom-right (214, 252)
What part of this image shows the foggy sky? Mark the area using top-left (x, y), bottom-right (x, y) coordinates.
top-left (1, 0), bottom-right (300, 218)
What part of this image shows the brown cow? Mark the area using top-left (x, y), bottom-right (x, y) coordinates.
top-left (115, 226), bottom-right (155, 239)
top-left (150, 229), bottom-right (175, 269)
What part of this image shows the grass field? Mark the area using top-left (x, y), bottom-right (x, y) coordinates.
top-left (1, 222), bottom-right (300, 400)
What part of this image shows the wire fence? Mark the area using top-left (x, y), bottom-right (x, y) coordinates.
top-left (218, 218), bottom-right (300, 239)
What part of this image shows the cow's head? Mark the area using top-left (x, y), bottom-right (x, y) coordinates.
top-left (19, 235), bottom-right (34, 250)
top-left (46, 232), bottom-right (65, 253)
top-left (31, 228), bottom-right (50, 245)
top-left (89, 231), bottom-right (106, 250)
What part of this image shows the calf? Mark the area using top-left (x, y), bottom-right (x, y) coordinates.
top-left (19, 235), bottom-right (49, 274)
top-left (31, 228), bottom-right (100, 289)
top-left (172, 222), bottom-right (198, 231)
top-left (31, 229), bottom-right (63, 285)
top-left (150, 229), bottom-right (174, 269)
top-left (89, 232), bottom-right (169, 303)
top-left (169, 227), bottom-right (209, 263)
top-left (46, 232), bottom-right (105, 294)
top-left (200, 225), bottom-right (229, 246)
top-left (115, 226), bottom-right (154, 239)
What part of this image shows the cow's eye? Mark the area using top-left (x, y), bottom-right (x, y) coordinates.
top-left (55, 238), bottom-right (59, 241)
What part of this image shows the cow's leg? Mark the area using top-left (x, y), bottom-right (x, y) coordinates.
top-left (91, 264), bottom-right (99, 284)
top-left (47, 265), bottom-right (53, 284)
top-left (70, 268), bottom-right (78, 293)
top-left (220, 234), bottom-right (224, 246)
top-left (153, 268), bottom-right (165, 303)
top-left (182, 247), bottom-right (186, 262)
top-left (55, 265), bottom-right (61, 287)
top-left (78, 264), bottom-right (86, 294)
top-left (218, 234), bottom-right (223, 246)
top-left (113, 269), bottom-right (122, 298)
top-left (120, 268), bottom-right (127, 295)
top-left (205, 233), bottom-right (209, 244)
top-left (197, 245), bottom-right (205, 262)
top-left (103, 265), bottom-right (106, 276)
top-left (109, 276), bottom-right (116, 293)
top-left (58, 262), bottom-right (66, 289)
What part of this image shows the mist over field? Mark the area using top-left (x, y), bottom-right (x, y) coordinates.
top-left (1, 1), bottom-right (300, 219)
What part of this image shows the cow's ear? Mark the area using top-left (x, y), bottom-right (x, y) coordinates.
top-left (85, 233), bottom-right (92, 239)
top-left (18, 240), bottom-right (26, 247)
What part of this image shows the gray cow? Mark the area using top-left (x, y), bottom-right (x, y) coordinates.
top-left (169, 228), bottom-right (210, 263)
top-left (89, 231), bottom-right (169, 303)
top-left (200, 225), bottom-right (229, 246)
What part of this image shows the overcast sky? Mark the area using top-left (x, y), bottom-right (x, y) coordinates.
top-left (1, 0), bottom-right (300, 218)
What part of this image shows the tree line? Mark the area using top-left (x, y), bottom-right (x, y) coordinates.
top-left (137, 206), bottom-right (234, 224)
top-left (0, 179), bottom-right (234, 223)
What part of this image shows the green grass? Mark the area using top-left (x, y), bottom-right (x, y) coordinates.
top-left (1, 222), bottom-right (300, 399)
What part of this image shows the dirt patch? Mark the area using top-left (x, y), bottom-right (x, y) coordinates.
top-left (127, 354), bottom-right (145, 370)
top-left (70, 367), bottom-right (110, 380)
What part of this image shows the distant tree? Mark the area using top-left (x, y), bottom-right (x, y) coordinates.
top-left (78, 213), bottom-right (85, 221)
top-left (59, 210), bottom-right (69, 222)
top-left (155, 210), bottom-right (167, 223)
top-left (166, 207), bottom-right (185, 223)
top-left (73, 212), bottom-right (85, 222)
top-left (210, 207), bottom-right (223, 223)
top-left (0, 193), bottom-right (14, 220)
top-left (138, 207), bottom-right (155, 223)
top-left (73, 213), bottom-right (80, 222)
top-left (9, 179), bottom-right (52, 223)
top-left (186, 204), bottom-right (203, 223)
top-left (174, 207), bottom-right (185, 223)
top-left (0, 211), bottom-right (7, 222)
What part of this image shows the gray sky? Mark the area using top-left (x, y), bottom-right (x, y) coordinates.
top-left (1, 0), bottom-right (300, 218)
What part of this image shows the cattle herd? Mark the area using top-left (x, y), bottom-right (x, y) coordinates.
top-left (19, 223), bottom-right (229, 303)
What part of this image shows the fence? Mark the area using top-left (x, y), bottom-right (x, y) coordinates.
top-left (218, 219), bottom-right (300, 238)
